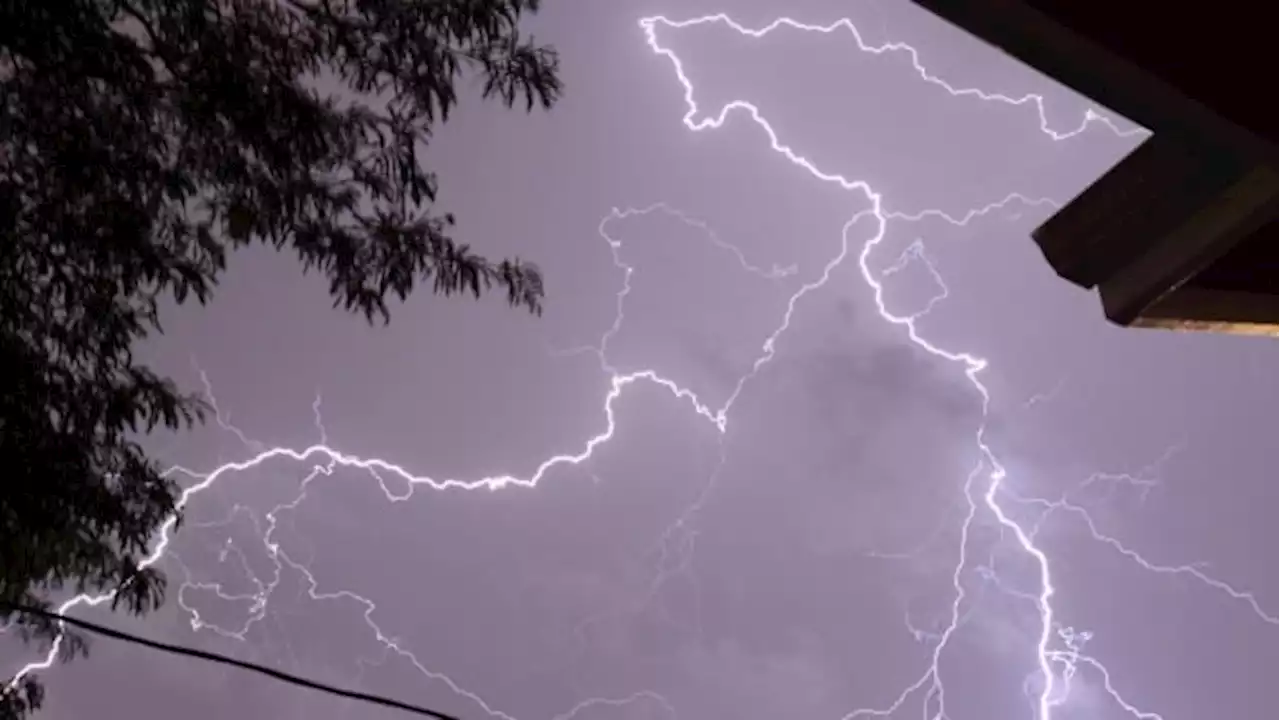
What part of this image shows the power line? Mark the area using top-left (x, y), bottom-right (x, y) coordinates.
top-left (1, 602), bottom-right (462, 720)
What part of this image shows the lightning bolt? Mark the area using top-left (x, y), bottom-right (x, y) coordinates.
top-left (636, 14), bottom-right (1053, 718)
top-left (6, 11), bottom-right (1272, 720)
top-left (636, 13), bottom-right (1272, 720)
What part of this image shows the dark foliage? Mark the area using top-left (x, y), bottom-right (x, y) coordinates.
top-left (0, 1), bottom-right (560, 715)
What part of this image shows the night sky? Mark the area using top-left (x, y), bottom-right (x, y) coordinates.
top-left (7, 2), bottom-right (1277, 719)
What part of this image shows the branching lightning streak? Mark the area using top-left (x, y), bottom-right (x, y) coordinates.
top-left (7, 11), bottom-right (1271, 720)
top-left (636, 13), bottom-right (1147, 144)
top-left (636, 12), bottom-right (1269, 720)
top-left (1012, 488), bottom-right (1278, 625)
top-left (638, 14), bottom-right (1055, 718)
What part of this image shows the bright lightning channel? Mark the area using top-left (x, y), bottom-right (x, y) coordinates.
top-left (639, 13), bottom-right (1272, 720)
top-left (6, 11), bottom-right (1271, 720)
top-left (637, 14), bottom-right (1047, 719)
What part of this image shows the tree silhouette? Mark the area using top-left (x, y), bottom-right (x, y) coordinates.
top-left (0, 1), bottom-right (560, 715)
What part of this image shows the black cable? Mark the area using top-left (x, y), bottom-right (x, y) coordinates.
top-left (1, 602), bottom-right (462, 720)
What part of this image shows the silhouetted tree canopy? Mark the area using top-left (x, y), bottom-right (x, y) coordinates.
top-left (0, 1), bottom-right (560, 715)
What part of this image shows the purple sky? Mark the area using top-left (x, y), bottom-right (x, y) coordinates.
top-left (7, 2), bottom-right (1277, 719)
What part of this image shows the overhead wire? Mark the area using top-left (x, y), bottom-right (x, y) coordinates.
top-left (0, 602), bottom-right (462, 720)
